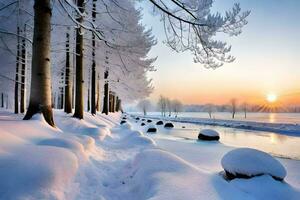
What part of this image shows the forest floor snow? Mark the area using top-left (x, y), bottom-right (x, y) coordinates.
top-left (0, 109), bottom-right (299, 200)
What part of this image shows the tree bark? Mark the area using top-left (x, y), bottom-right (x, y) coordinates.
top-left (20, 34), bottom-right (26, 113)
top-left (14, 26), bottom-right (20, 114)
top-left (73, 0), bottom-right (85, 119)
top-left (102, 71), bottom-right (109, 115)
top-left (24, 0), bottom-right (54, 127)
top-left (64, 31), bottom-right (72, 113)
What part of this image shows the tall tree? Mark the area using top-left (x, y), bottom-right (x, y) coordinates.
top-left (102, 70), bottom-right (109, 115)
top-left (14, 26), bottom-right (20, 114)
top-left (64, 31), bottom-right (72, 113)
top-left (20, 27), bottom-right (26, 113)
top-left (24, 0), bottom-right (54, 126)
top-left (73, 0), bottom-right (85, 119)
top-left (90, 0), bottom-right (97, 115)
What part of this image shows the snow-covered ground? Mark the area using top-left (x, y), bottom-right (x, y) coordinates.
top-left (0, 109), bottom-right (299, 199)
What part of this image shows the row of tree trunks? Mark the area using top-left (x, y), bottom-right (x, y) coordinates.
top-left (24, 0), bottom-right (54, 126)
top-left (73, 0), bottom-right (85, 119)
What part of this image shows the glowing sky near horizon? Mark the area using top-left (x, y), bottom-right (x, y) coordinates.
top-left (141, 0), bottom-right (300, 105)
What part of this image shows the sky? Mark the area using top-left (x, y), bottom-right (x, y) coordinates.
top-left (140, 0), bottom-right (300, 106)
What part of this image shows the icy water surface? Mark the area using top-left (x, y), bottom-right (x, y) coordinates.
top-left (161, 122), bottom-right (300, 160)
top-left (131, 112), bottom-right (300, 124)
top-left (134, 120), bottom-right (300, 160)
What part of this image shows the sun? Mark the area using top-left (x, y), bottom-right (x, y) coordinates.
top-left (266, 93), bottom-right (277, 103)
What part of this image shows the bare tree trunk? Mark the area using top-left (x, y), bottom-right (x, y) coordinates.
top-left (24, 0), bottom-right (54, 126)
top-left (102, 71), bottom-right (109, 115)
top-left (112, 94), bottom-right (116, 112)
top-left (91, 0), bottom-right (97, 115)
top-left (20, 28), bottom-right (26, 113)
top-left (96, 73), bottom-right (100, 112)
top-left (60, 86), bottom-right (64, 109)
top-left (87, 85), bottom-right (90, 111)
top-left (14, 26), bottom-right (20, 114)
top-left (73, 0), bottom-right (85, 119)
top-left (1, 93), bottom-right (3, 108)
top-left (64, 31), bottom-right (72, 113)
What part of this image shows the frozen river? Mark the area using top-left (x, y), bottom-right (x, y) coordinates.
top-left (129, 116), bottom-right (300, 160)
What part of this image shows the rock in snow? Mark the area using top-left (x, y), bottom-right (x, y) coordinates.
top-left (198, 129), bottom-right (220, 141)
top-left (146, 124), bottom-right (157, 133)
top-left (147, 119), bottom-right (152, 123)
top-left (120, 120), bottom-right (127, 125)
top-left (164, 122), bottom-right (174, 128)
top-left (221, 148), bottom-right (287, 181)
top-left (141, 122), bottom-right (146, 126)
top-left (156, 120), bottom-right (164, 125)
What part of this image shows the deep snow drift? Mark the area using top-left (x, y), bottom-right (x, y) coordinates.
top-left (0, 109), bottom-right (299, 200)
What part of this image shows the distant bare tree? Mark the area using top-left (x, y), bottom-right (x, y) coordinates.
top-left (242, 102), bottom-right (247, 118)
top-left (157, 95), bottom-right (167, 117)
top-left (204, 104), bottom-right (215, 119)
top-left (230, 99), bottom-right (237, 119)
top-left (172, 100), bottom-right (183, 118)
top-left (166, 98), bottom-right (172, 117)
top-left (137, 99), bottom-right (151, 116)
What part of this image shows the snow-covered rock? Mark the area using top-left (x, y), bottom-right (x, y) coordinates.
top-left (120, 121), bottom-right (132, 130)
top-left (146, 124), bottom-right (157, 133)
top-left (156, 120), bottom-right (164, 125)
top-left (147, 119), bottom-right (152, 123)
top-left (198, 129), bottom-right (220, 141)
top-left (141, 122), bottom-right (146, 126)
top-left (120, 120), bottom-right (127, 124)
top-left (221, 148), bottom-right (287, 181)
top-left (164, 121), bottom-right (174, 128)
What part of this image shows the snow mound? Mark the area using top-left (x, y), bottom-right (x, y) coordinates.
top-left (0, 146), bottom-right (78, 200)
top-left (119, 130), bottom-right (156, 147)
top-left (221, 148), bottom-right (287, 181)
top-left (198, 129), bottom-right (220, 141)
top-left (164, 121), bottom-right (174, 128)
top-left (38, 138), bottom-right (85, 158)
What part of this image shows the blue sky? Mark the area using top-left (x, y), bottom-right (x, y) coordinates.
top-left (140, 0), bottom-right (300, 105)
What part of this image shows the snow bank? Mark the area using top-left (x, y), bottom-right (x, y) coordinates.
top-left (0, 146), bottom-right (78, 200)
top-left (221, 148), bottom-right (287, 181)
top-left (198, 129), bottom-right (220, 141)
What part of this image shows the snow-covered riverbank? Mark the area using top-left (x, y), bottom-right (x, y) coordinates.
top-left (0, 110), bottom-right (299, 199)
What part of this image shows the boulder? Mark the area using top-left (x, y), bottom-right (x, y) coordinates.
top-left (120, 120), bottom-right (127, 125)
top-left (164, 122), bottom-right (174, 128)
top-left (146, 124), bottom-right (157, 133)
top-left (147, 119), bottom-right (152, 123)
top-left (221, 148), bottom-right (287, 181)
top-left (156, 120), bottom-right (164, 125)
top-left (198, 129), bottom-right (220, 141)
top-left (135, 117), bottom-right (140, 120)
top-left (141, 122), bottom-right (146, 126)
